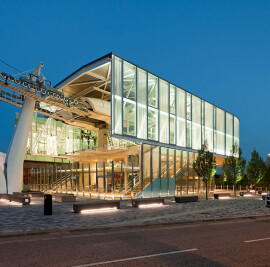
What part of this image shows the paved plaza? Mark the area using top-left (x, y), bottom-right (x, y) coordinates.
top-left (0, 195), bottom-right (270, 237)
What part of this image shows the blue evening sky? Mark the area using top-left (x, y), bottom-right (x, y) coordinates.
top-left (0, 0), bottom-right (269, 160)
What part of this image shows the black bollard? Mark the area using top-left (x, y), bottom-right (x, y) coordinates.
top-left (44, 194), bottom-right (52, 215)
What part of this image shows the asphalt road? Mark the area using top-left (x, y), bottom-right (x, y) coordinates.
top-left (0, 217), bottom-right (270, 267)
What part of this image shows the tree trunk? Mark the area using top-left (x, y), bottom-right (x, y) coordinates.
top-left (205, 180), bottom-right (208, 200)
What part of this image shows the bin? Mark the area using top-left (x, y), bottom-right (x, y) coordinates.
top-left (44, 194), bottom-right (52, 215)
top-left (265, 193), bottom-right (270, 208)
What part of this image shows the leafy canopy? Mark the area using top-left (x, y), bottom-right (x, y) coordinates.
top-left (222, 144), bottom-right (246, 186)
top-left (193, 143), bottom-right (216, 184)
top-left (246, 149), bottom-right (266, 185)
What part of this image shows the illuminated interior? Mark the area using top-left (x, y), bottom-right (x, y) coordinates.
top-left (22, 53), bottom-right (239, 199)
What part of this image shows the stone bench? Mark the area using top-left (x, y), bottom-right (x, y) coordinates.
top-left (13, 192), bottom-right (29, 198)
top-left (249, 189), bottom-right (256, 195)
top-left (22, 190), bottom-right (44, 198)
top-left (0, 194), bottom-right (31, 205)
top-left (73, 201), bottom-right (121, 213)
top-left (54, 193), bottom-right (76, 202)
top-left (239, 192), bottom-right (252, 197)
top-left (28, 192), bottom-right (44, 198)
top-left (214, 193), bottom-right (231, 199)
top-left (132, 198), bottom-right (164, 208)
top-left (258, 190), bottom-right (268, 195)
top-left (175, 196), bottom-right (198, 203)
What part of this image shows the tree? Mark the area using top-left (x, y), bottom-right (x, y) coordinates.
top-left (261, 157), bottom-right (270, 186)
top-left (222, 144), bottom-right (246, 195)
top-left (193, 143), bottom-right (216, 200)
top-left (246, 149), bottom-right (266, 186)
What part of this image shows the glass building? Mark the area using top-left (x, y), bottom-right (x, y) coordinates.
top-left (111, 55), bottom-right (239, 155)
top-left (26, 53), bottom-right (239, 198)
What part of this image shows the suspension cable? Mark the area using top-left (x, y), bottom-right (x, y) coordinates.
top-left (0, 58), bottom-right (22, 73)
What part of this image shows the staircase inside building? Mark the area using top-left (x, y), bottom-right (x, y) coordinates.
top-left (124, 161), bottom-right (187, 198)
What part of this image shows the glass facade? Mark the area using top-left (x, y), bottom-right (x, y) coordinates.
top-left (29, 144), bottom-right (211, 197)
top-left (112, 55), bottom-right (239, 156)
top-left (27, 54), bottom-right (240, 199)
top-left (22, 114), bottom-right (98, 156)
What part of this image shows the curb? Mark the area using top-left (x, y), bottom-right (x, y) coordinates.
top-left (1, 214), bottom-right (270, 239)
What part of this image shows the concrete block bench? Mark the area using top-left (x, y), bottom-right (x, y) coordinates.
top-left (0, 194), bottom-right (31, 205)
top-left (175, 196), bottom-right (198, 203)
top-left (54, 193), bottom-right (76, 202)
top-left (132, 198), bottom-right (164, 208)
top-left (22, 191), bottom-right (44, 198)
top-left (13, 192), bottom-right (29, 198)
top-left (239, 192), bottom-right (252, 197)
top-left (28, 192), bottom-right (44, 198)
top-left (249, 189), bottom-right (256, 195)
top-left (258, 190), bottom-right (268, 195)
top-left (73, 201), bottom-right (121, 213)
top-left (214, 193), bottom-right (230, 199)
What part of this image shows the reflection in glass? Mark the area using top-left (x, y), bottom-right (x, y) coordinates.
top-left (123, 61), bottom-right (136, 101)
top-left (187, 121), bottom-right (191, 148)
top-left (205, 102), bottom-right (213, 151)
top-left (148, 107), bottom-right (158, 141)
top-left (216, 108), bottom-right (225, 155)
top-left (137, 68), bottom-right (147, 139)
top-left (234, 117), bottom-right (239, 147)
top-left (114, 56), bottom-right (122, 134)
top-left (192, 96), bottom-right (201, 150)
top-left (186, 93), bottom-right (191, 120)
top-left (159, 79), bottom-right (169, 143)
top-left (170, 115), bottom-right (175, 144)
top-left (176, 88), bottom-right (186, 147)
top-left (182, 151), bottom-right (188, 194)
top-left (170, 85), bottom-right (175, 114)
top-left (123, 100), bottom-right (136, 136)
top-left (226, 113), bottom-right (233, 155)
top-left (148, 74), bottom-right (158, 108)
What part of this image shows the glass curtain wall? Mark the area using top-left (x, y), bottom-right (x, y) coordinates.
top-left (113, 56), bottom-right (122, 135)
top-left (176, 88), bottom-right (186, 147)
top-left (111, 55), bottom-right (239, 156)
top-left (192, 96), bottom-right (201, 150)
top-left (186, 93), bottom-right (192, 148)
top-left (170, 85), bottom-right (176, 144)
top-left (137, 68), bottom-right (147, 139)
top-left (29, 146), bottom-right (213, 198)
top-left (148, 74), bottom-right (159, 141)
top-left (205, 102), bottom-right (214, 151)
top-left (216, 108), bottom-right (225, 155)
top-left (159, 80), bottom-right (169, 143)
top-left (234, 117), bottom-right (240, 147)
top-left (123, 61), bottom-right (136, 136)
top-left (226, 113), bottom-right (233, 155)
top-left (25, 115), bottom-right (97, 156)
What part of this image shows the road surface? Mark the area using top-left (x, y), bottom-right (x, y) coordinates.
top-left (0, 216), bottom-right (270, 266)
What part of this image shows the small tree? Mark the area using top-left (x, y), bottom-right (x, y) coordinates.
top-left (246, 149), bottom-right (266, 186)
top-left (261, 157), bottom-right (270, 187)
top-left (193, 143), bottom-right (216, 200)
top-left (222, 144), bottom-right (246, 195)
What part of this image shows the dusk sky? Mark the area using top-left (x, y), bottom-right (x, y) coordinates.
top-left (0, 0), bottom-right (269, 160)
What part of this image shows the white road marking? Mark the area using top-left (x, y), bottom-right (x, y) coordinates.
top-left (245, 237), bottom-right (270, 243)
top-left (73, 248), bottom-right (198, 267)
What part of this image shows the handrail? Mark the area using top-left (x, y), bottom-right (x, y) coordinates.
top-left (125, 160), bottom-right (183, 196)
